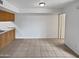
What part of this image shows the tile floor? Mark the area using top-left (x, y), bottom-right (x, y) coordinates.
top-left (0, 39), bottom-right (79, 58)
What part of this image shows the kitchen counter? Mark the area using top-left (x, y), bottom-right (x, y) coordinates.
top-left (0, 27), bottom-right (15, 35)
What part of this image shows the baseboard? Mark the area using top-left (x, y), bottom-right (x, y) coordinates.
top-left (65, 44), bottom-right (79, 57)
top-left (16, 37), bottom-right (58, 40)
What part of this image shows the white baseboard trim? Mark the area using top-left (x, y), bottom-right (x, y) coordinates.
top-left (16, 37), bottom-right (58, 39)
top-left (65, 43), bottom-right (79, 56)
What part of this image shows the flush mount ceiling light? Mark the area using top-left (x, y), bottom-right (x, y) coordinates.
top-left (39, 2), bottom-right (46, 7)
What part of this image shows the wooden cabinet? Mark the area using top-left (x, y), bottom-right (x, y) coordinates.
top-left (0, 34), bottom-right (6, 48)
top-left (0, 10), bottom-right (15, 21)
top-left (0, 29), bottom-right (15, 48)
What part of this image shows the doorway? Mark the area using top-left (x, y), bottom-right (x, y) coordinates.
top-left (58, 13), bottom-right (66, 39)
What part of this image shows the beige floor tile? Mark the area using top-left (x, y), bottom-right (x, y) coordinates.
top-left (0, 39), bottom-right (78, 58)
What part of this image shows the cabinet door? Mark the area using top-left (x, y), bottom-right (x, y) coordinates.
top-left (0, 35), bottom-right (3, 48)
top-left (8, 30), bottom-right (12, 42)
top-left (0, 10), bottom-right (15, 21)
top-left (12, 29), bottom-right (15, 40)
top-left (0, 34), bottom-right (6, 48)
top-left (5, 31), bottom-right (10, 45)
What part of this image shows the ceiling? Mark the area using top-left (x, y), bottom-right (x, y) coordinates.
top-left (7, 0), bottom-right (75, 9)
top-left (6, 0), bottom-right (76, 14)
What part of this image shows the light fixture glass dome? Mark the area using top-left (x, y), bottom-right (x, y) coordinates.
top-left (39, 2), bottom-right (45, 7)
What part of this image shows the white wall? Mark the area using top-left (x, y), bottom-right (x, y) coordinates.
top-left (15, 13), bottom-right (58, 38)
top-left (20, 8), bottom-right (53, 13)
top-left (65, 1), bottom-right (79, 55)
top-left (19, 8), bottom-right (62, 14)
